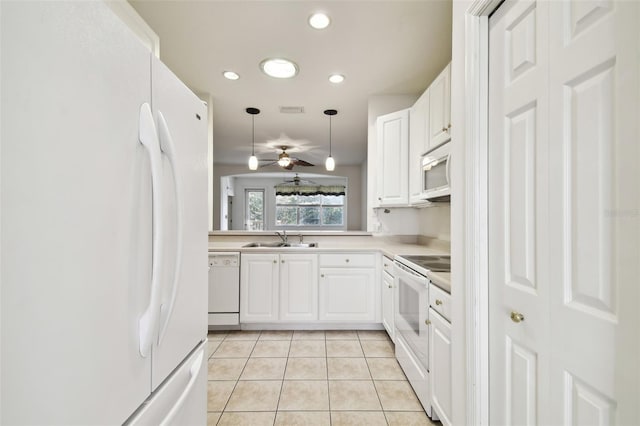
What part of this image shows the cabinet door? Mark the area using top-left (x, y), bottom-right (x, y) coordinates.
top-left (319, 268), bottom-right (376, 321)
top-left (376, 109), bottom-right (409, 206)
top-left (428, 63), bottom-right (451, 149)
top-left (240, 254), bottom-right (279, 322)
top-left (409, 91), bottom-right (429, 205)
top-left (430, 308), bottom-right (452, 426)
top-left (280, 254), bottom-right (318, 321)
top-left (381, 271), bottom-right (395, 341)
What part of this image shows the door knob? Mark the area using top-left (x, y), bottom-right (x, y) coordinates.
top-left (425, 319), bottom-right (431, 325)
top-left (435, 299), bottom-right (443, 306)
top-left (510, 311), bottom-right (525, 323)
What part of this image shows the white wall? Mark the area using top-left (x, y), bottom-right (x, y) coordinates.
top-left (418, 204), bottom-right (451, 241)
top-left (213, 164), bottom-right (364, 231)
top-left (450, 1), bottom-right (472, 424)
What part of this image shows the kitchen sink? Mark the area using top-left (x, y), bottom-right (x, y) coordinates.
top-left (242, 242), bottom-right (318, 248)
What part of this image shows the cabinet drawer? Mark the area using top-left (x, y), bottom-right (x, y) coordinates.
top-left (429, 283), bottom-right (451, 322)
top-left (319, 253), bottom-right (376, 268)
top-left (382, 256), bottom-right (394, 276)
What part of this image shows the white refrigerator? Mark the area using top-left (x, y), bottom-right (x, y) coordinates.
top-left (1, 2), bottom-right (208, 424)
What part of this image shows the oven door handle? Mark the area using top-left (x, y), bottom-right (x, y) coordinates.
top-left (394, 261), bottom-right (429, 284)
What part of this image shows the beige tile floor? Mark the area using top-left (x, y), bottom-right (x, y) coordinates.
top-left (206, 330), bottom-right (441, 426)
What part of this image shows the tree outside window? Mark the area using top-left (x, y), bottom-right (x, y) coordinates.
top-left (245, 189), bottom-right (264, 230)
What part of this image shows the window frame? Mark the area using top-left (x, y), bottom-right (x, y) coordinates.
top-left (274, 193), bottom-right (347, 230)
top-left (244, 188), bottom-right (265, 231)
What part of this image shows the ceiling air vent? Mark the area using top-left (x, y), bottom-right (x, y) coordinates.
top-left (279, 106), bottom-right (305, 114)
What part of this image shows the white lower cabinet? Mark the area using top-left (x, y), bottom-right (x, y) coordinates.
top-left (240, 253), bottom-right (279, 322)
top-left (279, 254), bottom-right (318, 321)
top-left (241, 253), bottom-right (317, 322)
top-left (319, 268), bottom-right (376, 321)
top-left (318, 252), bottom-right (377, 322)
top-left (429, 307), bottom-right (452, 426)
top-left (381, 256), bottom-right (395, 341)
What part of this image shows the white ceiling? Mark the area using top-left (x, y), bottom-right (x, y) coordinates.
top-left (129, 1), bottom-right (452, 167)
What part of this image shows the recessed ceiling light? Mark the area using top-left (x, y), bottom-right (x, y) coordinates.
top-left (222, 71), bottom-right (239, 80)
top-left (260, 58), bottom-right (299, 79)
top-left (328, 74), bottom-right (345, 84)
top-left (309, 12), bottom-right (330, 29)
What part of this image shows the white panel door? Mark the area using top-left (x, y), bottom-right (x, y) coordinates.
top-left (376, 109), bottom-right (409, 206)
top-left (547, 1), bottom-right (639, 424)
top-left (151, 57), bottom-right (208, 390)
top-left (1, 2), bottom-right (152, 424)
top-left (280, 254), bottom-right (318, 321)
top-left (489, 0), bottom-right (639, 424)
top-left (240, 254), bottom-right (279, 322)
top-left (489, 1), bottom-right (550, 424)
top-left (319, 268), bottom-right (376, 321)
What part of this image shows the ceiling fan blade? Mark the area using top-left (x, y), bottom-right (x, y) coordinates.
top-left (258, 158), bottom-right (278, 162)
top-left (283, 163), bottom-right (295, 170)
top-left (292, 159), bottom-right (314, 166)
top-left (259, 161), bottom-right (277, 168)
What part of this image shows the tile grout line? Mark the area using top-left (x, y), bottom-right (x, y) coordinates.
top-left (273, 332), bottom-right (293, 425)
top-left (215, 331), bottom-right (260, 425)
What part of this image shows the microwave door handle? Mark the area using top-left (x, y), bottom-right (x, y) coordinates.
top-left (445, 151), bottom-right (452, 186)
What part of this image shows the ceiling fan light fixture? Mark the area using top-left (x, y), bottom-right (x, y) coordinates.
top-left (246, 107), bottom-right (260, 170)
top-left (278, 154), bottom-right (291, 168)
top-left (260, 58), bottom-right (299, 79)
top-left (328, 74), bottom-right (345, 84)
top-left (308, 12), bottom-right (330, 29)
top-left (223, 70), bottom-right (240, 80)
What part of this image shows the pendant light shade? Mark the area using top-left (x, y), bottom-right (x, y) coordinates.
top-left (247, 107), bottom-right (260, 170)
top-left (324, 109), bottom-right (337, 171)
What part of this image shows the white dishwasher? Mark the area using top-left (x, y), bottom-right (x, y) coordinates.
top-left (208, 252), bottom-right (240, 326)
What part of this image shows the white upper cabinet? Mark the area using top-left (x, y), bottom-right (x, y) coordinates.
top-left (428, 63), bottom-right (452, 149)
top-left (376, 109), bottom-right (410, 207)
top-left (409, 89), bottom-right (430, 205)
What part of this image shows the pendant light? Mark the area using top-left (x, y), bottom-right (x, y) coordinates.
top-left (247, 107), bottom-right (260, 170)
top-left (324, 109), bottom-right (337, 171)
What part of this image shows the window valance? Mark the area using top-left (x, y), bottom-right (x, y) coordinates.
top-left (274, 184), bottom-right (346, 196)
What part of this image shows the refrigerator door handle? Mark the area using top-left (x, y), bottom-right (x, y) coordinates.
top-left (156, 111), bottom-right (183, 345)
top-left (159, 348), bottom-right (204, 426)
top-left (138, 103), bottom-right (165, 358)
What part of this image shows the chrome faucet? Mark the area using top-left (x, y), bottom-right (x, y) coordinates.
top-left (298, 233), bottom-right (303, 243)
top-left (275, 230), bottom-right (288, 244)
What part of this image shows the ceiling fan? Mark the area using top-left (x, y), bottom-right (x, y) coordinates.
top-left (259, 146), bottom-right (314, 170)
top-left (280, 173), bottom-right (317, 186)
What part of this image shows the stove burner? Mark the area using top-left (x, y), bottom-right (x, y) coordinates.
top-left (396, 255), bottom-right (451, 273)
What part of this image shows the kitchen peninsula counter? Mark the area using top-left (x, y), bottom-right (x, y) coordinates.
top-left (208, 233), bottom-right (450, 259)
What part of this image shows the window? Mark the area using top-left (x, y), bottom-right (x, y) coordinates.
top-left (276, 194), bottom-right (344, 227)
top-left (245, 189), bottom-right (264, 230)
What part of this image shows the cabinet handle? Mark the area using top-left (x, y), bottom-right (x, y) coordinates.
top-left (321, 274), bottom-right (325, 278)
top-left (345, 259), bottom-right (350, 263)
top-left (378, 197), bottom-right (382, 201)
top-left (273, 260), bottom-right (277, 264)
top-left (442, 127), bottom-right (447, 132)
top-left (435, 299), bottom-right (443, 306)
top-left (425, 319), bottom-right (431, 325)
top-left (387, 284), bottom-right (393, 289)
top-left (447, 123), bottom-right (451, 129)
top-left (510, 311), bottom-right (525, 323)
top-left (281, 260), bottom-right (285, 263)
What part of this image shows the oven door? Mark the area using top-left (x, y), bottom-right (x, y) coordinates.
top-left (394, 261), bottom-right (430, 371)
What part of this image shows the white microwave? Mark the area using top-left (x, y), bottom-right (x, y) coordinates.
top-left (421, 142), bottom-right (451, 200)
